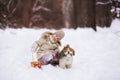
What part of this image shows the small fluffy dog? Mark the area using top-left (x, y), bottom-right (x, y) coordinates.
top-left (58, 44), bottom-right (75, 69)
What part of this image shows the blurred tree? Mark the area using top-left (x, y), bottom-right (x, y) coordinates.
top-left (0, 0), bottom-right (113, 30)
top-left (62, 0), bottom-right (76, 28)
top-left (21, 0), bottom-right (31, 27)
top-left (111, 0), bottom-right (120, 19)
top-left (96, 0), bottom-right (112, 27)
top-left (0, 0), bottom-right (22, 28)
top-left (74, 0), bottom-right (96, 30)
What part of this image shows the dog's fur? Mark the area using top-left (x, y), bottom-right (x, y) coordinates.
top-left (58, 44), bottom-right (75, 69)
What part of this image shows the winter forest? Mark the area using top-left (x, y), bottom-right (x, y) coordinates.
top-left (0, 0), bottom-right (120, 80)
top-left (0, 0), bottom-right (120, 30)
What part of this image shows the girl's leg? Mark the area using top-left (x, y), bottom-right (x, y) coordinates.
top-left (38, 54), bottom-right (53, 65)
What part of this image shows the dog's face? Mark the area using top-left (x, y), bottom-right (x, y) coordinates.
top-left (61, 44), bottom-right (75, 57)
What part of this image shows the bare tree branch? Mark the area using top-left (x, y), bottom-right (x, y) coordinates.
top-left (7, 0), bottom-right (12, 12)
top-left (32, 0), bottom-right (51, 12)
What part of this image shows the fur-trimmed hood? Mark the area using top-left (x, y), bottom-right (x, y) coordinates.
top-left (40, 32), bottom-right (61, 46)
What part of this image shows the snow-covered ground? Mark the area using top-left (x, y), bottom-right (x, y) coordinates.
top-left (0, 19), bottom-right (120, 80)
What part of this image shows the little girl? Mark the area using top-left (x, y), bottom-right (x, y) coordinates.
top-left (31, 30), bottom-right (65, 68)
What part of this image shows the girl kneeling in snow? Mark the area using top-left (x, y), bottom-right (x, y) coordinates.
top-left (31, 30), bottom-right (65, 68)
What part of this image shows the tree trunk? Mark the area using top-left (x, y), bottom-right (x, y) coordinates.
top-left (62, 0), bottom-right (75, 28)
top-left (96, 0), bottom-right (112, 27)
top-left (22, 0), bottom-right (31, 27)
top-left (87, 0), bottom-right (96, 30)
top-left (74, 0), bottom-right (96, 30)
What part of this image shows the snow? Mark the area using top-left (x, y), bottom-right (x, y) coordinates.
top-left (0, 19), bottom-right (120, 80)
top-left (96, 1), bottom-right (111, 5)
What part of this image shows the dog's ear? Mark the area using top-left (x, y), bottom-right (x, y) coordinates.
top-left (73, 49), bottom-right (75, 56)
top-left (60, 46), bottom-right (66, 53)
top-left (70, 47), bottom-right (75, 56)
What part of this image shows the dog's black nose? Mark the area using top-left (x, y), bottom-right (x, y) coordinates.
top-left (68, 51), bottom-right (70, 54)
